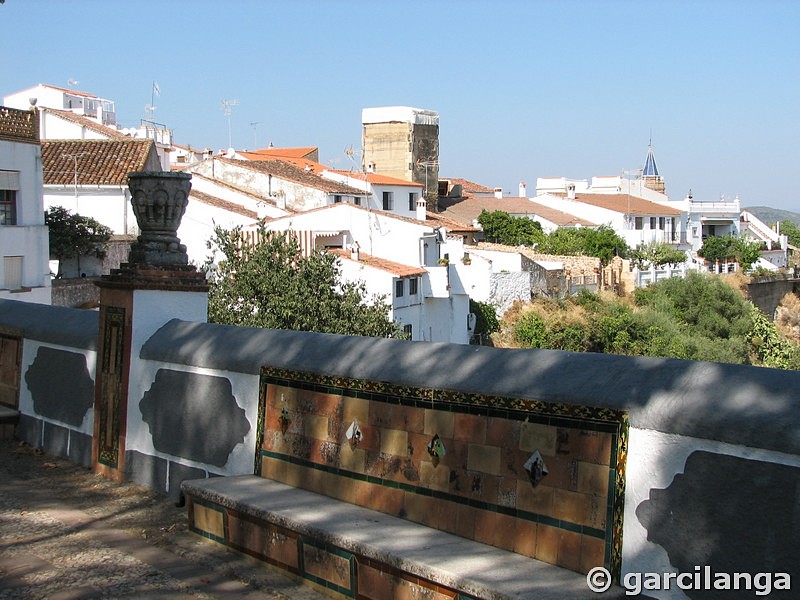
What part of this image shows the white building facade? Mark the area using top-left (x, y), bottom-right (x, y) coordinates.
top-left (256, 203), bottom-right (473, 344)
top-left (0, 107), bottom-right (51, 304)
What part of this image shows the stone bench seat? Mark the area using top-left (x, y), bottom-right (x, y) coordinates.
top-left (182, 475), bottom-right (623, 600)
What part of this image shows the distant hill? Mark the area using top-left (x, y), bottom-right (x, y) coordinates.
top-left (743, 206), bottom-right (800, 227)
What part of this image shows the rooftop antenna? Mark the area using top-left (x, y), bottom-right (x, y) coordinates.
top-left (249, 121), bottom-right (261, 148)
top-left (221, 98), bottom-right (239, 149)
top-left (67, 79), bottom-right (79, 88)
top-left (146, 81), bottom-right (160, 120)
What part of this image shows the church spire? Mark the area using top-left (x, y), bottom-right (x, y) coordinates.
top-left (642, 139), bottom-right (659, 177)
top-left (641, 139), bottom-right (665, 194)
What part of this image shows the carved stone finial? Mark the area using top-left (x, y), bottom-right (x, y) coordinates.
top-left (127, 171), bottom-right (191, 266)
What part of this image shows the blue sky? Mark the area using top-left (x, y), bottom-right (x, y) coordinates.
top-left (2, 0), bottom-right (798, 210)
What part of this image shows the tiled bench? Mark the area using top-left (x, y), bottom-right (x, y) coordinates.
top-left (182, 476), bottom-right (624, 600)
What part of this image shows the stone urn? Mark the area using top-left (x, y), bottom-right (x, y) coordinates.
top-left (127, 171), bottom-right (191, 266)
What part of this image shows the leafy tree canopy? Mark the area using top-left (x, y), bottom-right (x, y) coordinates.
top-left (45, 206), bottom-right (112, 263)
top-left (779, 220), bottom-right (800, 248)
top-left (698, 234), bottom-right (762, 270)
top-left (538, 225), bottom-right (628, 265)
top-left (203, 225), bottom-right (405, 338)
top-left (629, 241), bottom-right (688, 270)
top-left (477, 210), bottom-right (544, 246)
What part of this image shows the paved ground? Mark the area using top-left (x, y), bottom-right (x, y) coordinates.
top-left (0, 438), bottom-right (327, 599)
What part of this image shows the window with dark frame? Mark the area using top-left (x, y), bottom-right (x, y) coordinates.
top-left (0, 190), bottom-right (17, 226)
top-left (382, 191), bottom-right (393, 210)
top-left (408, 192), bottom-right (417, 211)
top-left (395, 278), bottom-right (404, 298)
top-left (409, 277), bottom-right (418, 295)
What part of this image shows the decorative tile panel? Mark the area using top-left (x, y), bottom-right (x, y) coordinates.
top-left (257, 367), bottom-right (628, 580)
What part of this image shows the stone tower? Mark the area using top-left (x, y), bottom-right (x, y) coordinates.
top-left (361, 106), bottom-right (439, 205)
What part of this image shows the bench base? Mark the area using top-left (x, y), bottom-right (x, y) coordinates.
top-left (181, 476), bottom-right (623, 600)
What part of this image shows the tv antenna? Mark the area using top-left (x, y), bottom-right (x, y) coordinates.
top-left (249, 121), bottom-right (261, 148)
top-left (67, 79), bottom-right (79, 88)
top-left (221, 98), bottom-right (239, 149)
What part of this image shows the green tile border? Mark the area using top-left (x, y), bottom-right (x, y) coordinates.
top-left (187, 497), bottom-right (227, 545)
top-left (299, 536), bottom-right (356, 598)
top-left (257, 366), bottom-right (628, 581)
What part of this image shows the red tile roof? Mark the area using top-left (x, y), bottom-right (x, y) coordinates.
top-left (189, 190), bottom-right (258, 219)
top-left (440, 177), bottom-right (495, 195)
top-left (331, 170), bottom-right (423, 187)
top-left (437, 196), bottom-right (595, 228)
top-left (571, 193), bottom-right (681, 215)
top-left (218, 157), bottom-right (366, 195)
top-left (43, 108), bottom-right (126, 138)
top-left (327, 248), bottom-right (427, 277)
top-left (42, 139), bottom-right (160, 186)
top-left (240, 146), bottom-right (318, 159)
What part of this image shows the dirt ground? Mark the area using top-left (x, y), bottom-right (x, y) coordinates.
top-left (0, 437), bottom-right (325, 599)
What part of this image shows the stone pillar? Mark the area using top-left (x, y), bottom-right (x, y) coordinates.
top-left (92, 171), bottom-right (208, 482)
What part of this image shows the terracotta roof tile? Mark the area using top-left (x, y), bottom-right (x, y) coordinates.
top-left (571, 193), bottom-right (681, 215)
top-left (440, 177), bottom-right (495, 194)
top-left (437, 196), bottom-right (595, 228)
top-left (242, 146), bottom-right (318, 159)
top-left (218, 157), bottom-right (366, 195)
top-left (189, 189), bottom-right (258, 219)
top-left (327, 248), bottom-right (427, 277)
top-left (43, 108), bottom-right (126, 138)
top-left (330, 170), bottom-right (423, 187)
top-left (42, 139), bottom-right (159, 186)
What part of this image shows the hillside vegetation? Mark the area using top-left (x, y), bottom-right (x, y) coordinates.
top-left (495, 271), bottom-right (800, 370)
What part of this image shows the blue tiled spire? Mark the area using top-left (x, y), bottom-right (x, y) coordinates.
top-left (643, 143), bottom-right (659, 177)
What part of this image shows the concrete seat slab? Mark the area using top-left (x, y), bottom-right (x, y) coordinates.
top-left (182, 475), bottom-right (625, 600)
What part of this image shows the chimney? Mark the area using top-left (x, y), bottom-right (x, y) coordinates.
top-left (519, 181), bottom-right (527, 197)
top-left (416, 193), bottom-right (427, 221)
top-left (567, 183), bottom-right (576, 200)
top-left (494, 187), bottom-right (503, 199)
top-left (351, 241), bottom-right (360, 261)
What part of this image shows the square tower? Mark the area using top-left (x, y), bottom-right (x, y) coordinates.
top-left (362, 107), bottom-right (439, 206)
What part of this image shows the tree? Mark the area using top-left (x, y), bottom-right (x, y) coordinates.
top-left (698, 235), bottom-right (762, 271)
top-left (203, 225), bottom-right (405, 338)
top-left (538, 225), bottom-right (628, 264)
top-left (477, 210), bottom-right (544, 246)
top-left (779, 220), bottom-right (800, 248)
top-left (629, 241), bottom-right (687, 270)
top-left (45, 206), bottom-right (112, 276)
top-left (469, 299), bottom-right (499, 345)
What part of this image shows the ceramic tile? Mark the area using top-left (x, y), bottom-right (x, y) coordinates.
top-left (454, 413), bottom-right (487, 443)
top-left (558, 529), bottom-right (583, 572)
top-left (535, 523), bottom-right (560, 564)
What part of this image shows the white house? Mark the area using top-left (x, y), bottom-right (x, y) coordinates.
top-left (0, 106), bottom-right (51, 304)
top-left (438, 193), bottom-right (596, 235)
top-left (186, 157), bottom-right (369, 212)
top-left (5, 84), bottom-right (172, 170)
top-left (5, 83), bottom-right (117, 127)
top-left (255, 202), bottom-right (474, 344)
top-left (178, 172), bottom-right (288, 267)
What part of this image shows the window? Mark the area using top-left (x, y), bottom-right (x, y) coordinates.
top-left (0, 190), bottom-right (16, 226)
top-left (403, 324), bottom-right (413, 337)
top-left (650, 217), bottom-right (657, 229)
top-left (634, 217), bottom-right (643, 230)
top-left (382, 191), bottom-right (393, 210)
top-left (409, 277), bottom-right (418, 295)
top-left (408, 192), bottom-right (418, 211)
top-left (395, 279), bottom-right (404, 298)
top-left (3, 256), bottom-right (22, 290)
top-left (333, 195), bottom-right (342, 204)
top-left (659, 217), bottom-right (665, 230)
top-left (353, 197), bottom-right (361, 206)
